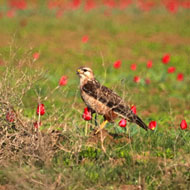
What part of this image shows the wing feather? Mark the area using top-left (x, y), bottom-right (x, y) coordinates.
top-left (82, 80), bottom-right (133, 119)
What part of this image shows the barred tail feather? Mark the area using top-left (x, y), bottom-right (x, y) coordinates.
top-left (135, 116), bottom-right (148, 131)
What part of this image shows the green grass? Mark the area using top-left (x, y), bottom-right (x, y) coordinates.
top-left (0, 6), bottom-right (190, 190)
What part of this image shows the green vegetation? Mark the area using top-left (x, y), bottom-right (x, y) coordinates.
top-left (0, 6), bottom-right (190, 190)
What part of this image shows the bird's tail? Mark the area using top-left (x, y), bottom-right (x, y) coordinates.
top-left (135, 115), bottom-right (148, 131)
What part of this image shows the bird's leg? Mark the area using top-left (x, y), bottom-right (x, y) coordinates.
top-left (100, 130), bottom-right (106, 153)
top-left (95, 120), bottom-right (108, 134)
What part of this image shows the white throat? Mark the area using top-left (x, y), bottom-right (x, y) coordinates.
top-left (79, 75), bottom-right (89, 86)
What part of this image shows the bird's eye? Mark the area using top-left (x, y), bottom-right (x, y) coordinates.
top-left (83, 69), bottom-right (88, 72)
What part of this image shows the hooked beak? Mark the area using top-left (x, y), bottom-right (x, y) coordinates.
top-left (76, 68), bottom-right (82, 75)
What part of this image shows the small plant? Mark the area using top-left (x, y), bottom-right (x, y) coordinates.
top-left (0, 53), bottom-right (64, 167)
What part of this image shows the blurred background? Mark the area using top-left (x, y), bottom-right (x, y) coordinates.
top-left (0, 0), bottom-right (190, 123)
top-left (0, 1), bottom-right (190, 189)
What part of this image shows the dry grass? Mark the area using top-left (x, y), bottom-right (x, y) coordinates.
top-left (0, 53), bottom-right (65, 165)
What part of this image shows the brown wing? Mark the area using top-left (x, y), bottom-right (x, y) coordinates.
top-left (82, 79), bottom-right (133, 120)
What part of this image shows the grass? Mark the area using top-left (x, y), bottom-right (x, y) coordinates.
top-left (0, 4), bottom-right (190, 190)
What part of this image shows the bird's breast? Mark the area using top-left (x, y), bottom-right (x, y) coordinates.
top-left (81, 90), bottom-right (110, 116)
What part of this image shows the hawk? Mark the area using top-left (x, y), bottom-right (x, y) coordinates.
top-left (77, 67), bottom-right (148, 133)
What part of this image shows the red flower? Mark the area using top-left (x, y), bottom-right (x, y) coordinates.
top-left (119, 119), bottom-right (127, 127)
top-left (166, 1), bottom-right (178, 14)
top-left (104, 0), bottom-right (116, 8)
top-left (133, 76), bottom-right (140, 83)
top-left (177, 73), bottom-right (184, 81)
top-left (119, 0), bottom-right (132, 10)
top-left (167, 66), bottom-right (176, 73)
top-left (56, 9), bottom-right (64, 18)
top-left (113, 60), bottom-right (121, 69)
top-left (130, 63), bottom-right (137, 71)
top-left (181, 2), bottom-right (190, 9)
top-left (6, 9), bottom-right (15, 18)
top-left (82, 35), bottom-right (89, 43)
top-left (33, 52), bottom-right (40, 60)
top-left (139, 1), bottom-right (155, 12)
top-left (71, 0), bottom-right (81, 9)
top-left (85, 0), bottom-right (96, 11)
top-left (33, 121), bottom-right (42, 129)
top-left (130, 105), bottom-right (136, 114)
top-left (9, 0), bottom-right (27, 10)
top-left (59, 76), bottom-right (67, 86)
top-left (146, 60), bottom-right (152, 68)
top-left (180, 120), bottom-right (187, 130)
top-left (82, 107), bottom-right (92, 121)
top-left (6, 111), bottom-right (15, 122)
top-left (0, 59), bottom-right (4, 65)
top-left (36, 104), bottom-right (45, 116)
top-left (48, 1), bottom-right (58, 9)
top-left (162, 54), bottom-right (170, 64)
top-left (145, 78), bottom-right (151, 85)
top-left (148, 121), bottom-right (157, 130)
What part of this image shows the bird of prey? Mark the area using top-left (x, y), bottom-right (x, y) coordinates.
top-left (77, 67), bottom-right (148, 133)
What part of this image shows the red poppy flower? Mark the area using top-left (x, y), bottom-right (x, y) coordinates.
top-left (148, 121), bottom-right (157, 130)
top-left (82, 107), bottom-right (92, 121)
top-left (0, 59), bottom-right (4, 65)
top-left (6, 9), bottom-right (15, 18)
top-left (130, 105), bottom-right (136, 114)
top-left (133, 76), bottom-right (140, 83)
top-left (119, 119), bottom-right (127, 127)
top-left (162, 54), bottom-right (170, 64)
top-left (146, 60), bottom-right (152, 68)
top-left (139, 1), bottom-right (155, 12)
top-left (56, 9), bottom-right (64, 18)
top-left (130, 63), bottom-right (137, 71)
top-left (145, 78), bottom-right (151, 85)
top-left (33, 52), bottom-right (40, 60)
top-left (167, 66), bottom-right (176, 73)
top-left (166, 1), bottom-right (178, 14)
top-left (48, 1), bottom-right (58, 9)
top-left (59, 76), bottom-right (67, 86)
top-left (113, 60), bottom-right (121, 69)
top-left (119, 0), bottom-right (132, 10)
top-left (6, 111), bottom-right (15, 122)
top-left (82, 35), bottom-right (89, 43)
top-left (85, 0), bottom-right (96, 11)
top-left (181, 2), bottom-right (190, 9)
top-left (72, 0), bottom-right (81, 9)
top-left (177, 73), bottom-right (184, 81)
top-left (104, 0), bottom-right (116, 8)
top-left (180, 120), bottom-right (187, 130)
top-left (33, 121), bottom-right (42, 129)
top-left (36, 104), bottom-right (45, 116)
top-left (9, 0), bottom-right (27, 10)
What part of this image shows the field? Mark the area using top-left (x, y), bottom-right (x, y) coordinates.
top-left (0, 1), bottom-right (190, 189)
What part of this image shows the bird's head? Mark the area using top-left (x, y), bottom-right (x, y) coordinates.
top-left (76, 67), bottom-right (94, 81)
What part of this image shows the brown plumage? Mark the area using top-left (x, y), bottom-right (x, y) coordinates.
top-left (77, 67), bottom-right (148, 132)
